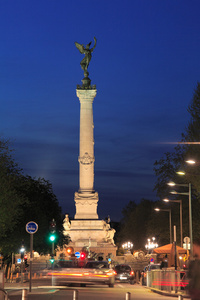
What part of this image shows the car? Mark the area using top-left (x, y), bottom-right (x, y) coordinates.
top-left (85, 261), bottom-right (111, 269)
top-left (113, 264), bottom-right (135, 284)
top-left (141, 263), bottom-right (161, 285)
top-left (48, 260), bottom-right (115, 287)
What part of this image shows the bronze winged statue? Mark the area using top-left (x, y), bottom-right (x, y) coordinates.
top-left (75, 37), bottom-right (97, 78)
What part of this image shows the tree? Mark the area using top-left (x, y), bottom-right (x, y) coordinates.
top-left (0, 138), bottom-right (69, 258)
top-left (181, 82), bottom-right (200, 195)
top-left (116, 201), bottom-right (136, 248)
top-left (117, 199), bottom-right (156, 250)
top-left (0, 139), bottom-right (26, 246)
top-left (12, 176), bottom-right (68, 254)
top-left (153, 82), bottom-right (200, 243)
top-left (185, 82), bottom-right (200, 141)
top-left (153, 146), bottom-right (184, 199)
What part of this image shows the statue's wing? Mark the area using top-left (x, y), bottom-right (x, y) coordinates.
top-left (75, 42), bottom-right (85, 54)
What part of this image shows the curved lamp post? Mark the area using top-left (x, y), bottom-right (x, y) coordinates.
top-left (155, 208), bottom-right (172, 244)
top-left (163, 198), bottom-right (183, 247)
top-left (168, 182), bottom-right (192, 255)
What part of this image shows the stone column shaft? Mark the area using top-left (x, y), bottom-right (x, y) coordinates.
top-left (75, 89), bottom-right (98, 219)
top-left (79, 100), bottom-right (94, 192)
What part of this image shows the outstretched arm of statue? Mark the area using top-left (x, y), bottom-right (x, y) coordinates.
top-left (90, 37), bottom-right (97, 52)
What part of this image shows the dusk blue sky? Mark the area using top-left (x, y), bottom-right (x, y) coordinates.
top-left (1, 0), bottom-right (200, 221)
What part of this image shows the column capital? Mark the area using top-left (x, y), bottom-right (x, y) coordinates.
top-left (76, 89), bottom-right (97, 102)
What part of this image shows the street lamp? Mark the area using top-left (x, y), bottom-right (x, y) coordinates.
top-left (185, 159), bottom-right (196, 165)
top-left (145, 237), bottom-right (158, 253)
top-left (20, 245), bottom-right (25, 257)
top-left (163, 198), bottom-right (183, 247)
top-left (168, 182), bottom-right (193, 255)
top-left (154, 208), bottom-right (172, 244)
top-left (122, 241), bottom-right (133, 254)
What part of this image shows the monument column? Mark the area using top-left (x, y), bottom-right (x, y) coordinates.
top-left (62, 38), bottom-right (116, 258)
top-left (74, 89), bottom-right (99, 219)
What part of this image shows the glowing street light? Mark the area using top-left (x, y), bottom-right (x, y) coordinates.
top-left (145, 237), bottom-right (158, 253)
top-left (176, 170), bottom-right (186, 176)
top-left (168, 181), bottom-right (176, 186)
top-left (168, 181), bottom-right (193, 256)
top-left (155, 208), bottom-right (172, 244)
top-left (163, 198), bottom-right (183, 247)
top-left (185, 159), bottom-right (196, 165)
top-left (122, 241), bottom-right (133, 254)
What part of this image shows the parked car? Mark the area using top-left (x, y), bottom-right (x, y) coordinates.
top-left (141, 263), bottom-right (161, 285)
top-left (113, 264), bottom-right (135, 284)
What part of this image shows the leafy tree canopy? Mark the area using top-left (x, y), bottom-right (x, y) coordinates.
top-left (0, 138), bottom-right (68, 259)
top-left (118, 82), bottom-right (200, 250)
top-left (117, 199), bottom-right (157, 250)
top-left (153, 82), bottom-right (200, 242)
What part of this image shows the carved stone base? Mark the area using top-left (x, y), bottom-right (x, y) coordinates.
top-left (74, 191), bottom-right (99, 219)
top-left (63, 215), bottom-right (117, 257)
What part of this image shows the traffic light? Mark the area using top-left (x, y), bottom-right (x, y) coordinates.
top-left (66, 247), bottom-right (72, 255)
top-left (21, 251), bottom-right (24, 260)
top-left (24, 255), bottom-right (29, 269)
top-left (49, 219), bottom-right (57, 262)
top-left (49, 219), bottom-right (56, 233)
top-left (20, 240), bottom-right (25, 259)
top-left (80, 252), bottom-right (86, 260)
top-left (49, 233), bottom-right (56, 242)
top-left (49, 219), bottom-right (56, 242)
top-left (49, 255), bottom-right (55, 264)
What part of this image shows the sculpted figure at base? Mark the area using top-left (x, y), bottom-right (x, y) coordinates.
top-left (75, 37), bottom-right (97, 77)
top-left (63, 214), bottom-right (71, 232)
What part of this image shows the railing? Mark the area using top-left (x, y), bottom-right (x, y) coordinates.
top-left (146, 269), bottom-right (189, 295)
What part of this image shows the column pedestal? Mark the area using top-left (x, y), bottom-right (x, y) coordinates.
top-left (74, 191), bottom-right (99, 219)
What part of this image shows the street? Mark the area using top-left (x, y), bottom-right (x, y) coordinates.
top-left (5, 282), bottom-right (183, 300)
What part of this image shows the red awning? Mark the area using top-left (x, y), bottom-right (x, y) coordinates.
top-left (153, 244), bottom-right (186, 254)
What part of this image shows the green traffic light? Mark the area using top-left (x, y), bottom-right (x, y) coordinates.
top-left (49, 234), bottom-right (56, 242)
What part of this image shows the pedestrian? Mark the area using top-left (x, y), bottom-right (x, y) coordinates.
top-left (160, 254), bottom-right (168, 269)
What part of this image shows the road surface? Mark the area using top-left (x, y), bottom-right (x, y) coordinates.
top-left (6, 282), bottom-right (186, 300)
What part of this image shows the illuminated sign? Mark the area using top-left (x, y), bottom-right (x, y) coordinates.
top-left (75, 251), bottom-right (80, 258)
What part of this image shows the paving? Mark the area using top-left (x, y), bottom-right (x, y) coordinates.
top-left (3, 281), bottom-right (191, 298)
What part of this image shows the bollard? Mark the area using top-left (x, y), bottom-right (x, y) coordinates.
top-left (22, 289), bottom-right (28, 300)
top-left (126, 292), bottom-right (131, 300)
top-left (73, 290), bottom-right (78, 300)
top-left (178, 296), bottom-right (183, 300)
